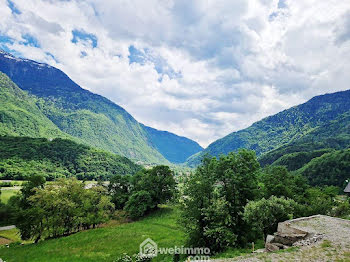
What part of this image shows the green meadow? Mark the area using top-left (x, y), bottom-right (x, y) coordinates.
top-left (0, 188), bottom-right (20, 204)
top-left (0, 206), bottom-right (185, 262)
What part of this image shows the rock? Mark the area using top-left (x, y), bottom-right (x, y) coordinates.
top-left (273, 243), bottom-right (285, 248)
top-left (266, 235), bottom-right (274, 244)
top-left (265, 243), bottom-right (280, 252)
top-left (273, 232), bottom-right (307, 245)
top-left (293, 233), bottom-right (324, 247)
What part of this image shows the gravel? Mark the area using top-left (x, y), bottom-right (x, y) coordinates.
top-left (212, 215), bottom-right (350, 262)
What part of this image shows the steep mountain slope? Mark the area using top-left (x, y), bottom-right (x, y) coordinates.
top-left (188, 89), bottom-right (350, 166)
top-left (0, 50), bottom-right (202, 164)
top-left (142, 124), bottom-right (203, 163)
top-left (259, 111), bottom-right (350, 168)
top-left (0, 72), bottom-right (66, 138)
top-left (0, 136), bottom-right (141, 180)
top-left (295, 148), bottom-right (350, 187)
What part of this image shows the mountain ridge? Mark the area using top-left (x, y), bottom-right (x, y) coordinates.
top-left (187, 89), bottom-right (350, 166)
top-left (0, 50), bottom-right (202, 164)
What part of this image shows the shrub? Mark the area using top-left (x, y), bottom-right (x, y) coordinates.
top-left (243, 196), bottom-right (297, 240)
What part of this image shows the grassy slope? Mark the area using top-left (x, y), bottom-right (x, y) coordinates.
top-left (0, 228), bottom-right (22, 242)
top-left (0, 188), bottom-right (19, 203)
top-left (0, 206), bottom-right (185, 262)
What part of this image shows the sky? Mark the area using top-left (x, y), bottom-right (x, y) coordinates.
top-left (0, 0), bottom-right (350, 147)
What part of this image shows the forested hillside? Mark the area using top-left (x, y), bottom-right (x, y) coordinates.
top-left (259, 111), bottom-right (350, 167)
top-left (0, 72), bottom-right (66, 138)
top-left (296, 149), bottom-right (350, 187)
top-left (188, 89), bottom-right (350, 166)
top-left (0, 136), bottom-right (141, 180)
top-left (0, 50), bottom-right (202, 164)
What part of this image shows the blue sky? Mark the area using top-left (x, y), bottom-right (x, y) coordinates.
top-left (0, 0), bottom-right (350, 147)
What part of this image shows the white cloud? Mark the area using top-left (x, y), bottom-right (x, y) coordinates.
top-left (0, 0), bottom-right (349, 147)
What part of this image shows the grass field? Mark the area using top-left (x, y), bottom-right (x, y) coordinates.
top-left (0, 188), bottom-right (20, 203)
top-left (0, 205), bottom-right (258, 261)
top-left (0, 228), bottom-right (22, 242)
top-left (0, 206), bottom-right (186, 262)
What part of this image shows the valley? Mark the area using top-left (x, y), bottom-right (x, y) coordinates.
top-left (0, 51), bottom-right (350, 262)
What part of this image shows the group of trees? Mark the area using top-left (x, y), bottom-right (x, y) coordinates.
top-left (9, 176), bottom-right (113, 242)
top-left (108, 165), bottom-right (176, 218)
top-left (181, 149), bottom-right (349, 253)
top-left (181, 150), bottom-right (260, 251)
top-left (2, 165), bottom-right (176, 243)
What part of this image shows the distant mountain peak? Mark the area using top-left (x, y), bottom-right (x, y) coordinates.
top-left (0, 49), bottom-right (51, 69)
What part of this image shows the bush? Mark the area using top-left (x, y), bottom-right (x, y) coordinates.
top-left (331, 201), bottom-right (350, 217)
top-left (0, 181), bottom-right (12, 187)
top-left (243, 196), bottom-right (297, 240)
top-left (302, 188), bottom-right (334, 216)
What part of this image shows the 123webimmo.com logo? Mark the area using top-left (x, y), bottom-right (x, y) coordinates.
top-left (139, 238), bottom-right (210, 261)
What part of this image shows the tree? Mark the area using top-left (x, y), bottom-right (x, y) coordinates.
top-left (11, 174), bottom-right (46, 241)
top-left (81, 186), bottom-right (114, 228)
top-left (122, 165), bottom-right (176, 219)
top-left (124, 190), bottom-right (153, 219)
top-left (14, 178), bottom-right (113, 242)
top-left (244, 196), bottom-right (297, 240)
top-left (259, 166), bottom-right (308, 202)
top-left (20, 174), bottom-right (46, 202)
top-left (181, 150), bottom-right (260, 252)
top-left (215, 150), bottom-right (260, 245)
top-left (181, 156), bottom-right (217, 248)
top-left (133, 166), bottom-right (176, 205)
top-left (108, 174), bottom-right (131, 209)
top-left (302, 187), bottom-right (334, 216)
top-left (202, 197), bottom-right (237, 252)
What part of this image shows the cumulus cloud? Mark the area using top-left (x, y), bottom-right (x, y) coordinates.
top-left (0, 0), bottom-right (349, 147)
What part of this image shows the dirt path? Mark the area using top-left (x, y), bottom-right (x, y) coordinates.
top-left (1, 186), bottom-right (21, 190)
top-left (213, 215), bottom-right (350, 262)
top-left (0, 225), bottom-right (15, 231)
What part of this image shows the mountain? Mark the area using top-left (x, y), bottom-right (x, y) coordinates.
top-left (0, 135), bottom-right (141, 181)
top-left (259, 111), bottom-right (350, 169)
top-left (188, 89), bottom-right (350, 166)
top-left (0, 50), bottom-right (202, 164)
top-left (296, 148), bottom-right (350, 187)
top-left (142, 124), bottom-right (203, 163)
top-left (0, 71), bottom-right (67, 138)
